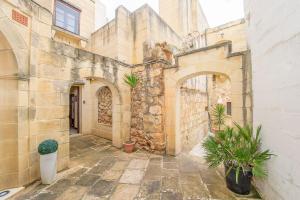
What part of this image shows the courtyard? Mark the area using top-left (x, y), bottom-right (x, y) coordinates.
top-left (11, 135), bottom-right (260, 200)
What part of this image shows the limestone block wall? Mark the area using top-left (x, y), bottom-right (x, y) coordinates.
top-left (245, 0), bottom-right (300, 199)
top-left (0, 32), bottom-right (19, 189)
top-left (91, 5), bottom-right (182, 64)
top-left (206, 19), bottom-right (247, 53)
top-left (159, 0), bottom-right (209, 37)
top-left (180, 77), bottom-right (209, 152)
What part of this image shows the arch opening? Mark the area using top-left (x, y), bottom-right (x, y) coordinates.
top-left (0, 31), bottom-right (19, 189)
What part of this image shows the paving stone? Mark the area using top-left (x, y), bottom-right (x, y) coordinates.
top-left (127, 159), bottom-right (149, 169)
top-left (162, 168), bottom-right (179, 177)
top-left (206, 184), bottom-right (237, 200)
top-left (88, 164), bottom-right (109, 175)
top-left (110, 161), bottom-right (128, 171)
top-left (178, 156), bottom-right (199, 173)
top-left (101, 170), bottom-right (123, 180)
top-left (199, 168), bottom-right (224, 185)
top-left (119, 169), bottom-right (145, 184)
top-left (32, 192), bottom-right (57, 200)
top-left (82, 194), bottom-right (108, 200)
top-left (162, 176), bottom-right (180, 193)
top-left (17, 136), bottom-right (257, 200)
top-left (179, 173), bottom-right (202, 185)
top-left (67, 168), bottom-right (88, 179)
top-left (75, 174), bottom-right (100, 186)
top-left (163, 156), bottom-right (177, 163)
top-left (163, 162), bottom-right (178, 170)
top-left (161, 191), bottom-right (183, 200)
top-left (137, 180), bottom-right (161, 199)
top-left (181, 184), bottom-right (209, 200)
top-left (110, 184), bottom-right (140, 200)
top-left (99, 157), bottom-right (116, 167)
top-left (149, 157), bottom-right (162, 165)
top-left (88, 180), bottom-right (116, 197)
top-left (144, 164), bottom-right (162, 180)
top-left (58, 186), bottom-right (88, 200)
top-left (47, 179), bottom-right (72, 195)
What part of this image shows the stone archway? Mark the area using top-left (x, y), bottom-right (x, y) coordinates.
top-left (90, 78), bottom-right (122, 148)
top-left (0, 8), bottom-right (29, 189)
top-left (164, 42), bottom-right (248, 155)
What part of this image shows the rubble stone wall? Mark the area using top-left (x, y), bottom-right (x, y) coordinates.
top-left (180, 78), bottom-right (209, 152)
top-left (131, 63), bottom-right (166, 154)
top-left (98, 86), bottom-right (113, 126)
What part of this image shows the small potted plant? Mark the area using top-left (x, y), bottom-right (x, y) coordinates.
top-left (202, 123), bottom-right (274, 195)
top-left (123, 73), bottom-right (139, 153)
top-left (38, 139), bottom-right (58, 184)
top-left (211, 103), bottom-right (226, 133)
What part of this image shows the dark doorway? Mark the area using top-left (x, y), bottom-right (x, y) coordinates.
top-left (70, 86), bottom-right (80, 135)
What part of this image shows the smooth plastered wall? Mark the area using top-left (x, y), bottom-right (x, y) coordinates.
top-left (245, 0), bottom-right (300, 199)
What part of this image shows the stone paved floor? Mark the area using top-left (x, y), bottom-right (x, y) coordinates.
top-left (11, 135), bottom-right (261, 200)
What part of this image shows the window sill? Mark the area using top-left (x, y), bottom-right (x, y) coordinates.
top-left (51, 25), bottom-right (88, 47)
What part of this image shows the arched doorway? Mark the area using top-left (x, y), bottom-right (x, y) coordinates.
top-left (178, 73), bottom-right (232, 153)
top-left (90, 78), bottom-right (122, 148)
top-left (164, 42), bottom-right (248, 155)
top-left (0, 31), bottom-right (19, 189)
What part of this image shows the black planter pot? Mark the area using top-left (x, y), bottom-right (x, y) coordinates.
top-left (225, 165), bottom-right (253, 195)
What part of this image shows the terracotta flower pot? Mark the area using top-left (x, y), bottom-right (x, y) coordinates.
top-left (123, 141), bottom-right (135, 153)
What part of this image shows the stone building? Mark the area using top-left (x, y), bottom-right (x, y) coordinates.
top-left (0, 0), bottom-right (250, 191)
top-left (245, 0), bottom-right (300, 199)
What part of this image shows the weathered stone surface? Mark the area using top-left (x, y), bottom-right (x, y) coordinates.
top-left (144, 164), bottom-right (162, 180)
top-left (119, 169), bottom-right (145, 184)
top-left (98, 86), bottom-right (112, 126)
top-left (48, 179), bottom-right (72, 195)
top-left (110, 184), bottom-right (140, 200)
top-left (88, 180), bottom-right (116, 197)
top-left (127, 159), bottom-right (149, 169)
top-left (163, 162), bottom-right (178, 170)
top-left (75, 174), bottom-right (100, 186)
top-left (206, 184), bottom-right (236, 200)
top-left (181, 184), bottom-right (209, 200)
top-left (161, 191), bottom-right (183, 200)
top-left (59, 186), bottom-right (88, 200)
top-left (101, 170), bottom-right (123, 181)
top-left (137, 180), bottom-right (161, 199)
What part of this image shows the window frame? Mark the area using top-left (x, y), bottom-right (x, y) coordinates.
top-left (54, 0), bottom-right (81, 35)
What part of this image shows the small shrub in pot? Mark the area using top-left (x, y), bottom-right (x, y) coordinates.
top-left (38, 140), bottom-right (58, 184)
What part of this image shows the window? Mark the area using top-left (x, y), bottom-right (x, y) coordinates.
top-left (55, 0), bottom-right (80, 34)
top-left (227, 102), bottom-right (232, 116)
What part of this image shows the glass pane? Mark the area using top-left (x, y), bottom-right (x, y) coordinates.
top-left (55, 0), bottom-right (80, 34)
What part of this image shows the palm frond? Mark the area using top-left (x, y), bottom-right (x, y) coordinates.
top-left (124, 73), bottom-right (139, 88)
top-left (202, 123), bottom-right (275, 182)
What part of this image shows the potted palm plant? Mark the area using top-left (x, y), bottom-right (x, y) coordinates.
top-left (123, 73), bottom-right (139, 153)
top-left (202, 123), bottom-right (274, 195)
top-left (211, 103), bottom-right (226, 133)
top-left (38, 139), bottom-right (58, 184)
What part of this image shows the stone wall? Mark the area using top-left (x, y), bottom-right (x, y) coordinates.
top-left (159, 0), bottom-right (209, 37)
top-left (98, 86), bottom-right (113, 126)
top-left (131, 63), bottom-right (166, 154)
top-left (245, 0), bottom-right (300, 199)
top-left (180, 76), bottom-right (209, 152)
top-left (91, 5), bottom-right (182, 64)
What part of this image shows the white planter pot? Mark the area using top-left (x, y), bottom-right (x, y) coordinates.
top-left (40, 151), bottom-right (57, 184)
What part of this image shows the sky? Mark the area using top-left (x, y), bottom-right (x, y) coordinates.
top-left (100, 0), bottom-right (244, 27)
